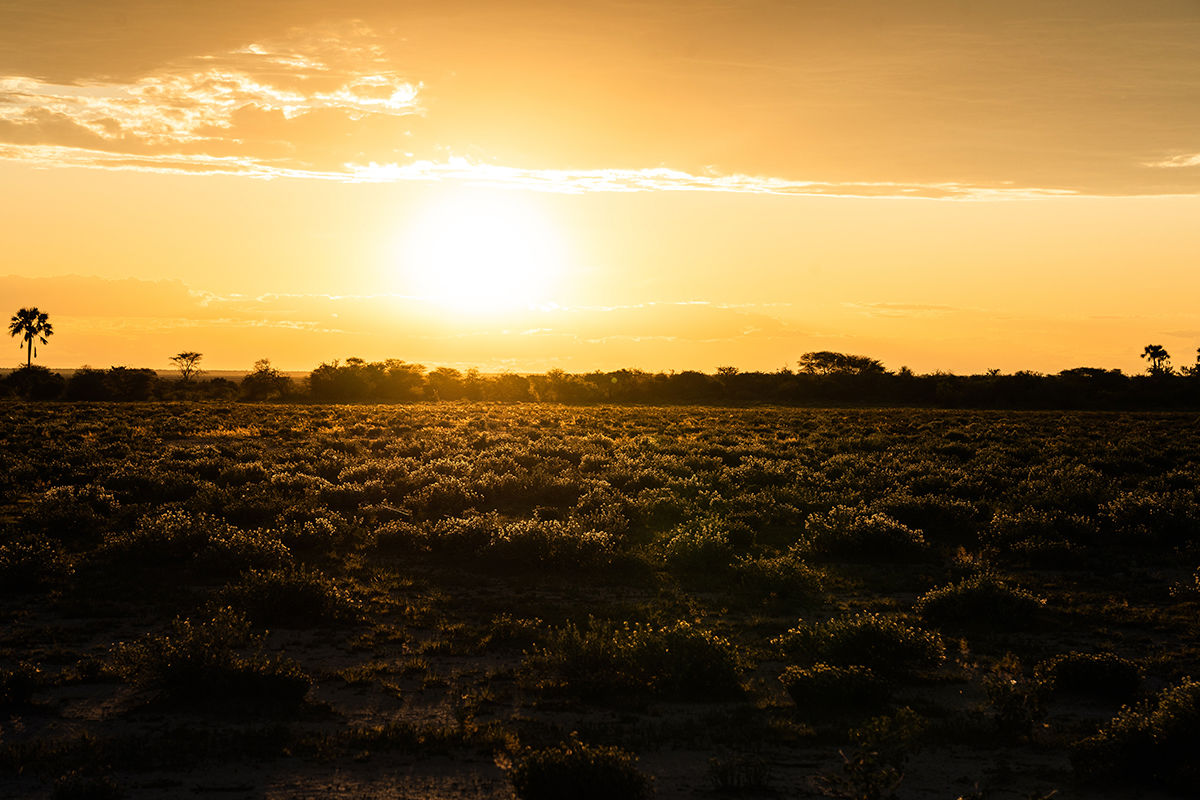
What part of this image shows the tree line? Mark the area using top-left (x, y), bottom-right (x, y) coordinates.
top-left (7, 355), bottom-right (1200, 409)
top-left (10, 307), bottom-right (1200, 408)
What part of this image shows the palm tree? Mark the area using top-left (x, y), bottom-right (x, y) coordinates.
top-left (8, 308), bottom-right (53, 367)
top-left (1140, 344), bottom-right (1171, 376)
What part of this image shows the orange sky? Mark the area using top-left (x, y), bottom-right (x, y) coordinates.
top-left (3, 1), bottom-right (1200, 374)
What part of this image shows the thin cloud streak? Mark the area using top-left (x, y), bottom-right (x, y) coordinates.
top-left (0, 144), bottom-right (1077, 200)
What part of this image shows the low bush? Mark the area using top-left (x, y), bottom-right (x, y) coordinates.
top-left (733, 552), bottom-right (824, 603)
top-left (914, 573), bottom-right (1045, 630)
top-left (1035, 652), bottom-right (1142, 704)
top-left (779, 663), bottom-right (891, 716)
top-left (509, 738), bottom-right (652, 800)
top-left (0, 537), bottom-right (72, 594)
top-left (529, 619), bottom-right (742, 701)
top-left (112, 607), bottom-right (310, 710)
top-left (661, 517), bottom-right (739, 573)
top-left (774, 613), bottom-right (945, 679)
top-left (489, 518), bottom-right (618, 570)
top-left (218, 566), bottom-right (359, 627)
top-left (801, 506), bottom-right (928, 562)
top-left (0, 662), bottom-right (40, 708)
top-left (1072, 678), bottom-right (1200, 793)
top-left (24, 484), bottom-right (120, 542)
top-left (52, 772), bottom-right (123, 800)
top-left (102, 511), bottom-right (291, 579)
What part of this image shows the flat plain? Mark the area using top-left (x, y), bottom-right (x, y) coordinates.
top-left (3, 402), bottom-right (1199, 799)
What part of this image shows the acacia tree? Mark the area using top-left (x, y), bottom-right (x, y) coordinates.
top-left (1141, 344), bottom-right (1172, 376)
top-left (798, 351), bottom-right (886, 375)
top-left (8, 307), bottom-right (53, 367)
top-left (170, 351), bottom-right (204, 381)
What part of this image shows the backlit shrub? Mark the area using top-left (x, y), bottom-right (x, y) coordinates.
top-left (509, 738), bottom-right (651, 800)
top-left (802, 506), bottom-right (928, 561)
top-left (529, 619), bottom-right (742, 701)
top-left (780, 663), bottom-right (891, 716)
top-left (1072, 678), bottom-right (1200, 793)
top-left (218, 566), bottom-right (359, 627)
top-left (914, 573), bottom-right (1045, 630)
top-left (113, 607), bottom-right (310, 709)
top-left (774, 613), bottom-right (945, 679)
top-left (1036, 652), bottom-right (1141, 704)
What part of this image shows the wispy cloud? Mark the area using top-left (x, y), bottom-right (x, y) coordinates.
top-left (846, 302), bottom-right (961, 317)
top-left (0, 22), bottom-right (419, 146)
top-left (0, 143), bottom-right (1075, 200)
top-left (1147, 153), bottom-right (1200, 169)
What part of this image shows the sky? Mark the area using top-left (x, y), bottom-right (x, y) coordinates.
top-left (3, 0), bottom-right (1200, 375)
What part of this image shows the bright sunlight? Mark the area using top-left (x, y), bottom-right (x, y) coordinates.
top-left (398, 190), bottom-right (567, 313)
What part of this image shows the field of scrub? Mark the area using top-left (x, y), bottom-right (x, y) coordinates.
top-left (2, 402), bottom-right (1200, 799)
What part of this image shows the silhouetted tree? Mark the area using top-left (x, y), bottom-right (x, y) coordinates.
top-left (170, 351), bottom-right (204, 381)
top-left (9, 308), bottom-right (53, 367)
top-left (1141, 344), bottom-right (1172, 376)
top-left (241, 359), bottom-right (291, 401)
top-left (798, 351), bottom-right (886, 375)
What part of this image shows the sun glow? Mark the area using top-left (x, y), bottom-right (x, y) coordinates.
top-left (399, 190), bottom-right (567, 313)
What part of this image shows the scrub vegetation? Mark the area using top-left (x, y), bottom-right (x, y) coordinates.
top-left (2, 402), bottom-right (1199, 798)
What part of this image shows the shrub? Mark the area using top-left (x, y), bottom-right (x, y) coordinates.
top-left (802, 506), bottom-right (928, 561)
top-left (732, 553), bottom-right (824, 604)
top-left (52, 772), bottom-right (124, 800)
top-left (0, 537), bottom-right (72, 594)
top-left (24, 484), bottom-right (119, 542)
top-left (489, 519), bottom-right (618, 570)
top-left (662, 518), bottom-right (738, 573)
top-left (218, 566), bottom-right (359, 627)
top-left (509, 738), bottom-right (652, 800)
top-left (372, 519), bottom-right (425, 555)
top-left (1072, 678), bottom-right (1200, 793)
top-left (1036, 652), bottom-right (1141, 704)
top-left (872, 493), bottom-right (980, 546)
top-left (779, 663), bottom-right (891, 716)
top-left (102, 511), bottom-right (290, 579)
top-left (112, 607), bottom-right (310, 710)
top-left (0, 662), bottom-right (40, 708)
top-left (914, 573), bottom-right (1045, 630)
top-left (774, 613), bottom-right (945, 679)
top-left (983, 509), bottom-right (1091, 567)
top-left (529, 619), bottom-right (742, 701)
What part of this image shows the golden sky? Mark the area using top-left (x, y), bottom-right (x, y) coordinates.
top-left (3, 1), bottom-right (1200, 374)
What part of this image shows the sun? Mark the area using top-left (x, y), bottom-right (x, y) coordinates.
top-left (398, 190), bottom-right (567, 314)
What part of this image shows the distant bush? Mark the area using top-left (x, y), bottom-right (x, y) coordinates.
top-left (774, 613), bottom-right (945, 679)
top-left (509, 738), bottom-right (652, 800)
top-left (1103, 490), bottom-right (1200, 546)
top-left (1036, 652), bottom-right (1141, 704)
top-left (779, 663), bottom-right (891, 716)
top-left (112, 607), bottom-right (310, 709)
top-left (2, 365), bottom-right (65, 400)
top-left (483, 614), bottom-right (547, 650)
top-left (802, 506), bottom-right (928, 561)
top-left (1072, 678), bottom-right (1200, 793)
top-left (372, 519), bottom-right (425, 555)
top-left (732, 553), bottom-right (824, 604)
top-left (218, 566), bottom-right (359, 627)
top-left (489, 518), bottom-right (619, 570)
top-left (0, 537), bottom-right (72, 594)
top-left (914, 573), bottom-right (1045, 630)
top-left (51, 772), bottom-right (124, 800)
top-left (25, 484), bottom-right (119, 541)
top-left (529, 619), bottom-right (742, 701)
top-left (102, 511), bottom-right (291, 578)
top-left (983, 508), bottom-right (1090, 567)
top-left (662, 517), bottom-right (739, 573)
top-left (872, 493), bottom-right (980, 546)
top-left (0, 662), bottom-right (40, 708)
